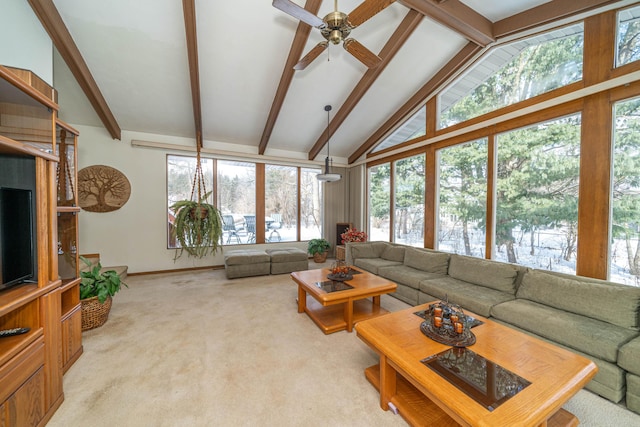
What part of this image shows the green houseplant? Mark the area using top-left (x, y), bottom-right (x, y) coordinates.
top-left (171, 191), bottom-right (223, 260)
top-left (79, 256), bottom-right (127, 330)
top-left (170, 142), bottom-right (224, 260)
top-left (308, 238), bottom-right (331, 263)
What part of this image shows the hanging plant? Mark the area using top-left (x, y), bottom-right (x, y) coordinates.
top-left (170, 144), bottom-right (223, 260)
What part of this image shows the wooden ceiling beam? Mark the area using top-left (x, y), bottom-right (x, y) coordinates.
top-left (28, 0), bottom-right (121, 140)
top-left (400, 0), bottom-right (494, 47)
top-left (259, 0), bottom-right (323, 155)
top-left (308, 9), bottom-right (424, 161)
top-left (348, 41), bottom-right (481, 164)
top-left (494, 0), bottom-right (621, 39)
top-left (182, 0), bottom-right (203, 148)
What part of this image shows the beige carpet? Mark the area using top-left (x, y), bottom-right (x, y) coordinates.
top-left (48, 265), bottom-right (640, 427)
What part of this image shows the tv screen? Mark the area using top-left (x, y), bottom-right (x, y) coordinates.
top-left (0, 187), bottom-right (35, 290)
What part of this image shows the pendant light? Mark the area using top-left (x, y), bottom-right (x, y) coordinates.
top-left (317, 104), bottom-right (341, 182)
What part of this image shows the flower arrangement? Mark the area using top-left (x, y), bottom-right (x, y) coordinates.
top-left (341, 227), bottom-right (367, 244)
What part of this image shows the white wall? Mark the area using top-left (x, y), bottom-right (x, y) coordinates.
top-left (0, 0), bottom-right (53, 84)
top-left (76, 125), bottom-right (310, 273)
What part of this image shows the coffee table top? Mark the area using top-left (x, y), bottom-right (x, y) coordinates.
top-left (291, 267), bottom-right (397, 303)
top-left (356, 302), bottom-right (598, 427)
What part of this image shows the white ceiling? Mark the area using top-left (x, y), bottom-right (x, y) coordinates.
top-left (51, 0), bottom-right (568, 163)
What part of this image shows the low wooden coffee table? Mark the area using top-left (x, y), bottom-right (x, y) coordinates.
top-left (356, 302), bottom-right (598, 427)
top-left (291, 267), bottom-right (397, 334)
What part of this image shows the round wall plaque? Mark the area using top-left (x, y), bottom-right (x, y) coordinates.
top-left (78, 165), bottom-right (131, 212)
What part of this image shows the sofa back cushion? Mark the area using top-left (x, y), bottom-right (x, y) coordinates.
top-left (517, 269), bottom-right (640, 329)
top-left (448, 255), bottom-right (519, 294)
top-left (381, 245), bottom-right (405, 262)
top-left (403, 248), bottom-right (449, 274)
top-left (349, 242), bottom-right (383, 260)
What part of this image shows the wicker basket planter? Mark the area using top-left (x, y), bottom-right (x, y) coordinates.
top-left (313, 251), bottom-right (328, 263)
top-left (81, 295), bottom-right (113, 331)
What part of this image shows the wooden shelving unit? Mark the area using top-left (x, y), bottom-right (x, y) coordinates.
top-left (0, 65), bottom-right (82, 425)
top-left (56, 119), bottom-right (83, 373)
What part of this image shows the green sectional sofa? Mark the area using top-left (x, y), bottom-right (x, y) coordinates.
top-left (345, 241), bottom-right (640, 411)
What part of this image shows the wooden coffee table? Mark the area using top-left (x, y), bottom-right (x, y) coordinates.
top-left (291, 267), bottom-right (397, 334)
top-left (356, 302), bottom-right (598, 427)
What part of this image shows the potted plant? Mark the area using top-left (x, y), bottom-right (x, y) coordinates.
top-left (171, 191), bottom-right (224, 260)
top-left (79, 256), bottom-right (127, 331)
top-left (308, 238), bottom-right (331, 263)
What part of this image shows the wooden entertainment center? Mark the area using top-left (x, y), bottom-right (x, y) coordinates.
top-left (0, 65), bottom-right (82, 425)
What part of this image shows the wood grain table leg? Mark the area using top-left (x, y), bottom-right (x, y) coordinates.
top-left (297, 285), bottom-right (306, 313)
top-left (372, 295), bottom-right (381, 306)
top-left (344, 299), bottom-right (354, 332)
top-left (380, 354), bottom-right (397, 411)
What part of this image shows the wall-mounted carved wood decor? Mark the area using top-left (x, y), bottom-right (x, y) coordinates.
top-left (78, 165), bottom-right (131, 212)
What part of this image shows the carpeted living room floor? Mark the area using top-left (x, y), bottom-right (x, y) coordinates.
top-left (48, 262), bottom-right (640, 427)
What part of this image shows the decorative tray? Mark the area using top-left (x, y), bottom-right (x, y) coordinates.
top-left (327, 273), bottom-right (353, 282)
top-left (420, 321), bottom-right (476, 347)
top-left (418, 298), bottom-right (477, 347)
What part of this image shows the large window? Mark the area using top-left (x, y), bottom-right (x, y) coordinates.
top-left (611, 98), bottom-right (640, 286)
top-left (300, 168), bottom-right (322, 240)
top-left (394, 154), bottom-right (425, 247)
top-left (167, 155), bottom-right (213, 249)
top-left (368, 163), bottom-right (391, 241)
top-left (265, 164), bottom-right (297, 242)
top-left (168, 156), bottom-right (322, 246)
top-left (440, 24), bottom-right (583, 129)
top-left (617, 5), bottom-right (640, 67)
top-left (437, 139), bottom-right (488, 257)
top-left (217, 160), bottom-right (255, 245)
top-left (495, 114), bottom-right (581, 273)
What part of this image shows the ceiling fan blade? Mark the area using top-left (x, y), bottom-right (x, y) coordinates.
top-left (347, 0), bottom-right (396, 28)
top-left (343, 38), bottom-right (382, 68)
top-left (294, 41), bottom-right (329, 70)
top-left (272, 0), bottom-right (326, 29)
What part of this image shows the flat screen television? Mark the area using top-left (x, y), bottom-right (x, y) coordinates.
top-left (0, 187), bottom-right (35, 290)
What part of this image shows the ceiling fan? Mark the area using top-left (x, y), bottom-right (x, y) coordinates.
top-left (273, 0), bottom-right (396, 70)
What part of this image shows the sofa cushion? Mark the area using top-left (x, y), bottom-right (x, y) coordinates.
top-left (381, 245), bottom-right (405, 262)
top-left (619, 336), bottom-right (640, 375)
top-left (493, 318), bottom-right (626, 403)
top-left (419, 276), bottom-right (515, 317)
top-left (266, 247), bottom-right (307, 263)
top-left (448, 254), bottom-right (519, 294)
top-left (354, 258), bottom-right (402, 275)
top-left (517, 269), bottom-right (640, 329)
top-left (349, 243), bottom-right (380, 260)
top-left (403, 248), bottom-right (449, 274)
top-left (378, 265), bottom-right (445, 290)
top-left (224, 249), bottom-right (270, 265)
top-left (491, 299), bottom-right (638, 363)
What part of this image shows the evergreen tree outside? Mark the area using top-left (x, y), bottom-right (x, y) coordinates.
top-left (437, 139), bottom-right (488, 257)
top-left (440, 25), bottom-right (583, 128)
top-left (394, 155), bottom-right (425, 246)
top-left (612, 97), bottom-right (640, 286)
top-left (495, 115), bottom-right (581, 272)
top-left (368, 163), bottom-right (391, 241)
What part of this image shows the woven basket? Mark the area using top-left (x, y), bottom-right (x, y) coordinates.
top-left (313, 251), bottom-right (328, 263)
top-left (81, 295), bottom-right (113, 331)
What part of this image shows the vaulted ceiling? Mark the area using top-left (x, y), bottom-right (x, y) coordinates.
top-left (30, 0), bottom-right (625, 165)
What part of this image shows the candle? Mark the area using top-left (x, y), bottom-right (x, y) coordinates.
top-left (434, 316), bottom-right (443, 328)
top-left (433, 307), bottom-right (443, 317)
top-left (455, 322), bottom-right (463, 334)
top-left (450, 314), bottom-right (459, 324)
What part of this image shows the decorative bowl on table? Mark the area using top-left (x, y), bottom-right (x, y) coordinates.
top-left (419, 298), bottom-right (476, 347)
top-left (327, 260), bottom-right (353, 281)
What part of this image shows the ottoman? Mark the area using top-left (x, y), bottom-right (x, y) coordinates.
top-left (224, 249), bottom-right (270, 279)
top-left (266, 248), bottom-right (308, 274)
top-left (619, 336), bottom-right (640, 414)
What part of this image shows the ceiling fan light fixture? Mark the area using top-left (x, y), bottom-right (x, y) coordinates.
top-left (317, 105), bottom-right (341, 183)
